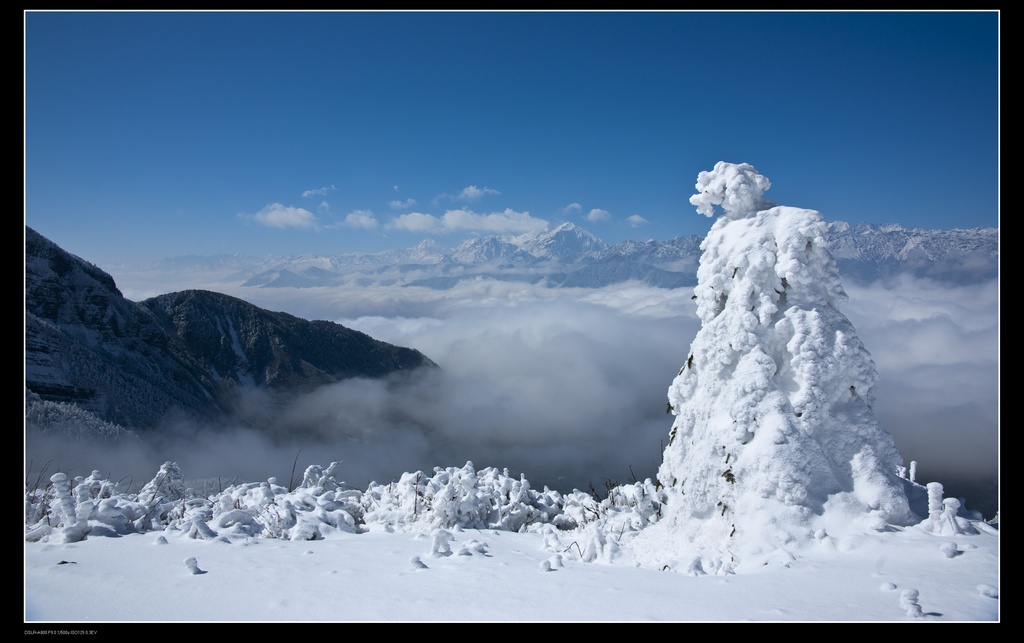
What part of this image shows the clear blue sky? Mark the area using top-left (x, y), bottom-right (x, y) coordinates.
top-left (25, 10), bottom-right (999, 265)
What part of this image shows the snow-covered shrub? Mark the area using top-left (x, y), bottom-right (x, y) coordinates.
top-left (211, 509), bottom-right (262, 538)
top-left (577, 520), bottom-right (621, 563)
top-left (252, 461), bottom-right (367, 539)
top-left (555, 489), bottom-right (601, 530)
top-left (61, 470), bottom-right (142, 537)
top-left (926, 482), bottom-right (944, 523)
top-left (300, 462), bottom-right (347, 492)
top-left (210, 476), bottom-right (363, 541)
top-left (26, 462), bottom-right (210, 543)
top-left (74, 470), bottom-right (120, 502)
top-left (536, 480), bottom-right (668, 566)
top-left (430, 529), bottom-right (454, 556)
top-left (557, 478), bottom-right (665, 535)
top-left (899, 588), bottom-right (924, 618)
top-left (909, 480), bottom-right (980, 536)
top-left (23, 459), bottom-right (665, 548)
top-left (134, 462), bottom-right (192, 531)
top-left (45, 472), bottom-right (90, 543)
top-left (360, 462), bottom-right (569, 532)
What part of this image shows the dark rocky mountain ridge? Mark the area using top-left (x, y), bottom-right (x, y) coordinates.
top-left (25, 226), bottom-right (436, 431)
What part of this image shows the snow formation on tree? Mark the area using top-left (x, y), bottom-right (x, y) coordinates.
top-left (633, 162), bottom-right (916, 569)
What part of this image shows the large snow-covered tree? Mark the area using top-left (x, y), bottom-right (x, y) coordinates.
top-left (647, 162), bottom-right (915, 567)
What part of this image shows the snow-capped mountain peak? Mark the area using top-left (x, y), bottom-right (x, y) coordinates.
top-left (515, 221), bottom-right (608, 261)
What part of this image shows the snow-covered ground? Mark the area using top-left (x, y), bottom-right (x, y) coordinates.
top-left (25, 513), bottom-right (999, 622)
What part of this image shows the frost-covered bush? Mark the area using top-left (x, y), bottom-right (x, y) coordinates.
top-left (360, 462), bottom-right (568, 532)
top-left (24, 460), bottom-right (369, 543)
top-left (26, 455), bottom-right (987, 573)
top-left (26, 462), bottom-right (206, 543)
top-left (557, 478), bottom-right (666, 534)
top-left (900, 588), bottom-right (924, 618)
top-left (203, 462), bottom-right (363, 541)
top-left (25, 456), bottom-right (677, 547)
top-left (920, 482), bottom-right (978, 536)
top-left (44, 473), bottom-right (89, 543)
top-left (134, 461), bottom-right (193, 531)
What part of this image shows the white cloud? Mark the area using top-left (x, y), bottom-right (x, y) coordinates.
top-left (841, 277), bottom-right (998, 477)
top-left (388, 211), bottom-right (440, 233)
top-left (627, 214), bottom-right (649, 227)
top-left (247, 203), bottom-right (318, 229)
top-left (585, 208), bottom-right (611, 222)
top-left (458, 185), bottom-right (501, 202)
top-left (389, 208), bottom-right (548, 235)
top-left (344, 210), bottom-right (378, 230)
top-left (302, 185), bottom-right (336, 198)
top-left (329, 293), bottom-right (695, 490)
top-left (388, 198), bottom-right (418, 210)
top-left (561, 203), bottom-right (582, 214)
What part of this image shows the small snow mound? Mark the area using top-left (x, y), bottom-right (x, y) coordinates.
top-left (977, 584), bottom-right (998, 598)
top-left (879, 582), bottom-right (898, 591)
top-left (183, 557), bottom-right (205, 575)
top-left (761, 548), bottom-right (796, 568)
top-left (153, 535), bottom-right (168, 545)
top-left (899, 588), bottom-right (923, 618)
top-left (939, 542), bottom-right (959, 558)
top-left (685, 557), bottom-right (706, 577)
top-left (539, 560), bottom-right (552, 572)
top-left (456, 539), bottom-right (489, 556)
top-left (410, 556), bottom-right (428, 569)
top-left (430, 529), bottom-right (453, 557)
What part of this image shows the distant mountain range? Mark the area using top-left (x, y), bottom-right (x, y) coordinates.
top-left (141, 221), bottom-right (998, 291)
top-left (25, 227), bottom-right (436, 432)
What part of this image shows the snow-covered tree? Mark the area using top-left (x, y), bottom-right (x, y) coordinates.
top-left (638, 162), bottom-right (915, 568)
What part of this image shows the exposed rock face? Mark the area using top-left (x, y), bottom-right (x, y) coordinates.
top-left (141, 289), bottom-right (435, 390)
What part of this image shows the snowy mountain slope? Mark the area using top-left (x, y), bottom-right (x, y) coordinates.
top-left (513, 221), bottom-right (608, 261)
top-left (828, 221), bottom-right (998, 284)
top-left (26, 228), bottom-right (225, 427)
top-left (24, 227), bottom-right (436, 430)
top-left (142, 289), bottom-right (435, 390)
top-left (452, 235), bottom-right (537, 265)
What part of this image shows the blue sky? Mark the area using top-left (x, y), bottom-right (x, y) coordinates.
top-left (25, 10), bottom-right (999, 265)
